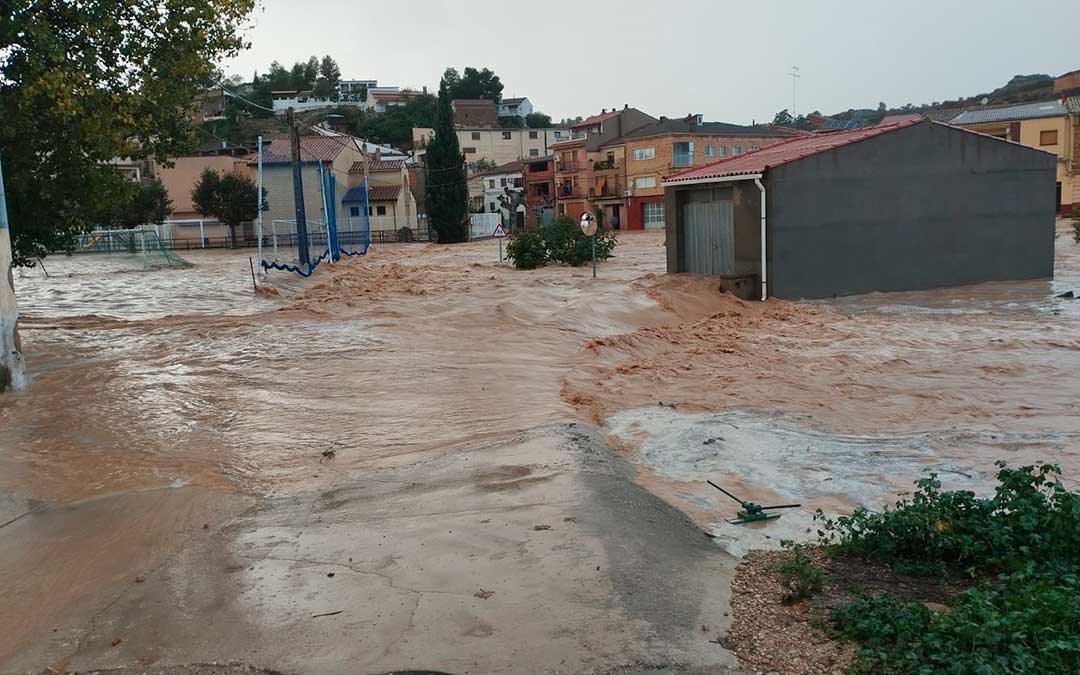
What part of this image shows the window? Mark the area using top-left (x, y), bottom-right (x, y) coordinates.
top-left (719, 146), bottom-right (727, 157)
top-left (463, 147), bottom-right (476, 154)
top-left (632, 147), bottom-right (656, 161)
top-left (704, 145), bottom-right (715, 158)
top-left (349, 206), bottom-right (360, 217)
top-left (643, 202), bottom-right (664, 225)
top-left (376, 205), bottom-right (387, 216)
top-left (529, 148), bottom-right (540, 157)
top-left (672, 141), bottom-right (694, 167)
top-left (488, 179), bottom-right (496, 189)
top-left (634, 176), bottom-right (657, 189)
top-left (489, 202), bottom-right (496, 211)
top-left (368, 206), bottom-right (373, 216)
top-left (1040, 130), bottom-right (1058, 146)
top-left (471, 132), bottom-right (481, 140)
top-left (502, 131), bottom-right (512, 140)
top-left (529, 131), bottom-right (538, 139)
top-left (733, 145), bottom-right (743, 155)
top-left (500, 178), bottom-right (507, 187)
top-left (558, 203), bottom-right (566, 215)
top-left (513, 177), bottom-right (523, 188)
top-left (749, 144), bottom-right (760, 151)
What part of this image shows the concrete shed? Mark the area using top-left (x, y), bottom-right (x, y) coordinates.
top-left (663, 118), bottom-right (1057, 299)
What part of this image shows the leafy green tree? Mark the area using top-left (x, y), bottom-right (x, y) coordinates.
top-left (441, 66), bottom-right (503, 102)
top-left (525, 112), bottom-right (552, 128)
top-left (425, 80), bottom-right (469, 243)
top-left (0, 0), bottom-right (254, 266)
top-left (93, 177), bottom-right (173, 230)
top-left (314, 55), bottom-right (341, 100)
top-left (773, 109), bottom-right (795, 126)
top-left (191, 169), bottom-right (261, 248)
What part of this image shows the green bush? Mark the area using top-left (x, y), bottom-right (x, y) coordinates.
top-left (816, 462), bottom-right (1080, 578)
top-left (505, 230), bottom-right (547, 269)
top-left (832, 570), bottom-right (1080, 674)
top-left (778, 543), bottom-right (826, 602)
top-left (505, 215), bottom-right (617, 270)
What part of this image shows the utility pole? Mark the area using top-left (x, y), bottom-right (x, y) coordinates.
top-left (287, 107), bottom-right (311, 266)
top-left (0, 152), bottom-right (26, 392)
top-left (790, 65), bottom-right (801, 117)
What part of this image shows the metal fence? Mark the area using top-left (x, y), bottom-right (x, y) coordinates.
top-left (469, 213), bottom-right (501, 239)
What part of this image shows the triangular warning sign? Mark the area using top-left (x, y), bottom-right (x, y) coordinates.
top-left (492, 223), bottom-right (508, 238)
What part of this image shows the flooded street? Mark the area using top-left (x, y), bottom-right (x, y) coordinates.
top-left (3, 225), bottom-right (1080, 672)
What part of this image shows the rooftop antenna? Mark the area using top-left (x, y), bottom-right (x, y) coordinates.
top-left (790, 65), bottom-right (801, 117)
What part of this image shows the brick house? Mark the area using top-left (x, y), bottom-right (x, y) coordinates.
top-left (522, 156), bottom-right (555, 226)
top-left (605, 116), bottom-right (801, 229)
top-left (552, 106), bottom-right (656, 222)
top-left (452, 99), bottom-right (498, 128)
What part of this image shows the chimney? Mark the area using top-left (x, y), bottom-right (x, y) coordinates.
top-left (601, 108), bottom-right (607, 114)
top-left (624, 104), bottom-right (629, 110)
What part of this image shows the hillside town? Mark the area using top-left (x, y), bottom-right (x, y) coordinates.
top-left (3, 3), bottom-right (1080, 675)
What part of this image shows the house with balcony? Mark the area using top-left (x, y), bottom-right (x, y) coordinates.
top-left (605, 116), bottom-right (802, 229)
top-left (498, 97), bottom-right (533, 121)
top-left (522, 156), bottom-right (556, 227)
top-left (551, 106), bottom-right (656, 222)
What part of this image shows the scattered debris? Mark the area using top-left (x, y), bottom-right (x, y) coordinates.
top-left (311, 610), bottom-right (343, 618)
top-left (562, 516), bottom-right (577, 523)
top-left (533, 524), bottom-right (552, 531)
top-left (1057, 290), bottom-right (1075, 299)
top-left (110, 638), bottom-right (122, 647)
top-left (474, 588), bottom-right (495, 600)
top-left (320, 448), bottom-right (336, 464)
top-left (326, 572), bottom-right (335, 578)
top-left (134, 575), bottom-right (146, 583)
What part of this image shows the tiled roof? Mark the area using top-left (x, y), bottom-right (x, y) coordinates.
top-left (372, 91), bottom-right (417, 101)
top-left (261, 136), bottom-right (349, 164)
top-left (571, 110), bottom-right (622, 129)
top-left (878, 113), bottom-right (925, 126)
top-left (616, 119), bottom-right (798, 141)
top-left (502, 97), bottom-right (526, 105)
top-left (349, 159), bottom-right (407, 173)
top-left (341, 184), bottom-right (401, 202)
top-left (453, 99), bottom-right (496, 107)
top-left (1066, 96), bottom-right (1080, 115)
top-left (665, 118), bottom-right (924, 184)
top-left (950, 100), bottom-right (1067, 125)
top-left (548, 137), bottom-right (585, 149)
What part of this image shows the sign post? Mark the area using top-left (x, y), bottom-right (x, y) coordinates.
top-left (579, 212), bottom-right (597, 278)
top-left (492, 221), bottom-right (507, 261)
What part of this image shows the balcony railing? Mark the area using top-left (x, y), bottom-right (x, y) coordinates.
top-left (555, 161), bottom-right (584, 173)
top-left (589, 176), bottom-right (627, 199)
top-left (557, 183), bottom-right (586, 199)
top-left (592, 159), bottom-right (624, 171)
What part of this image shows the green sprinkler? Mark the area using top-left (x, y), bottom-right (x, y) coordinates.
top-left (707, 480), bottom-right (801, 525)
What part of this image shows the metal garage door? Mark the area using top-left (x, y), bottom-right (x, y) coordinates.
top-left (683, 201), bottom-right (734, 275)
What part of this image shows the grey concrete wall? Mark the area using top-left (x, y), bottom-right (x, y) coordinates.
top-left (731, 182), bottom-right (760, 276)
top-left (767, 120), bottom-right (1057, 298)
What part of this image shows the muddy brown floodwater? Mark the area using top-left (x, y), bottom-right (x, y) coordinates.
top-left (3, 224), bottom-right (1080, 665)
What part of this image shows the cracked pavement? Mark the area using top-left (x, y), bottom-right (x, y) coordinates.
top-left (0, 425), bottom-right (746, 675)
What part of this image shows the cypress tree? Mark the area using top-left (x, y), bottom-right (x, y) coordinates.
top-left (425, 79), bottom-right (469, 243)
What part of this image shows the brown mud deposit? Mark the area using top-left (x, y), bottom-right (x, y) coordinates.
top-left (4, 224), bottom-right (1080, 671)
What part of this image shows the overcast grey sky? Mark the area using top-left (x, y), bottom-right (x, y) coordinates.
top-left (225, 0), bottom-right (1080, 124)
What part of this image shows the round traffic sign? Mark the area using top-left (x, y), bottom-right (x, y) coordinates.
top-left (579, 212), bottom-right (597, 237)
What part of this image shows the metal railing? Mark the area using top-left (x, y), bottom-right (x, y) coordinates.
top-left (555, 162), bottom-right (583, 172)
top-left (590, 176), bottom-right (627, 199)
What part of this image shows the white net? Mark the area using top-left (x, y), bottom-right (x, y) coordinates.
top-left (50, 227), bottom-right (193, 275)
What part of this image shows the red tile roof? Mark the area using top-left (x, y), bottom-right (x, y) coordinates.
top-left (349, 159), bottom-right (407, 173)
top-left (571, 110), bottom-right (621, 129)
top-left (664, 118), bottom-right (925, 184)
top-left (262, 136), bottom-right (351, 164)
top-left (367, 185), bottom-right (401, 201)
